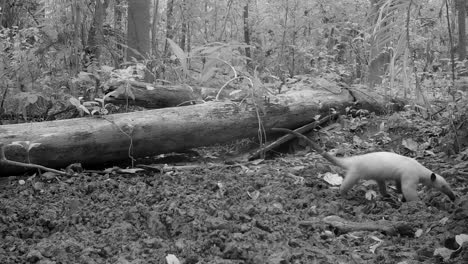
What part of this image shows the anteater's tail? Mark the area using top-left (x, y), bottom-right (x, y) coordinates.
top-left (272, 127), bottom-right (345, 168)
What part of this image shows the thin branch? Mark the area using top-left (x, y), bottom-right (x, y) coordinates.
top-left (0, 143), bottom-right (69, 176)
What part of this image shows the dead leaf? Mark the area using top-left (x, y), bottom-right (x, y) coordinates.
top-left (439, 217), bottom-right (449, 226)
top-left (415, 229), bottom-right (423, 238)
top-left (41, 172), bottom-right (57, 181)
top-left (323, 172), bottom-right (342, 186)
top-left (365, 190), bottom-right (378, 201)
top-left (166, 254), bottom-right (181, 264)
top-left (247, 190), bottom-right (260, 200)
top-left (402, 138), bottom-right (419, 152)
top-left (456, 234), bottom-right (468, 248)
top-left (118, 168), bottom-right (144, 174)
top-left (369, 235), bottom-right (383, 253)
top-left (433, 247), bottom-right (454, 261)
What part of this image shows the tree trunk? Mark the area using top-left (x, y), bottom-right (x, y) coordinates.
top-left (151, 0), bottom-right (160, 56)
top-left (0, 89), bottom-right (362, 175)
top-left (457, 0), bottom-right (467, 60)
top-left (186, 15), bottom-right (191, 53)
top-left (243, 3), bottom-right (252, 69)
top-left (127, 0), bottom-right (151, 61)
top-left (70, 1), bottom-right (82, 74)
top-left (164, 0), bottom-right (175, 57)
top-left (180, 0), bottom-right (187, 51)
top-left (367, 0), bottom-right (387, 89)
top-left (127, 0), bottom-right (151, 83)
top-left (204, 0), bottom-right (209, 41)
top-left (87, 0), bottom-right (110, 65)
top-left (114, 0), bottom-right (125, 68)
top-left (278, 0), bottom-right (289, 79)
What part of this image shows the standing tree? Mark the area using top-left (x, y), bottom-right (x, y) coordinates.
top-left (127, 0), bottom-right (151, 61)
top-left (151, 0), bottom-right (160, 56)
top-left (127, 0), bottom-right (151, 82)
top-left (180, 0), bottom-right (188, 51)
top-left (457, 0), bottom-right (466, 60)
top-left (114, 0), bottom-right (126, 67)
top-left (87, 0), bottom-right (111, 66)
top-left (243, 1), bottom-right (252, 70)
top-left (164, 0), bottom-right (175, 58)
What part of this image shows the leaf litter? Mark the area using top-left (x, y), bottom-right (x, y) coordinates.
top-left (0, 114), bottom-right (467, 264)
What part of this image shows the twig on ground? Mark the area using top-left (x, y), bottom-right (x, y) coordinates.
top-left (0, 143), bottom-right (69, 176)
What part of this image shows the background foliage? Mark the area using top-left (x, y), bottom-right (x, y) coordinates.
top-left (0, 0), bottom-right (466, 121)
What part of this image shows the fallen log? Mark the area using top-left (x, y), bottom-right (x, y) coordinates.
top-left (0, 87), bottom-right (397, 175)
top-left (105, 81), bottom-right (201, 108)
top-left (105, 80), bottom-right (242, 108)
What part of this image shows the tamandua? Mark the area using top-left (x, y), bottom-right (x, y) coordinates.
top-left (272, 128), bottom-right (456, 202)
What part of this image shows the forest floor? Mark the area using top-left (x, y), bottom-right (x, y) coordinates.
top-left (1, 114), bottom-right (468, 264)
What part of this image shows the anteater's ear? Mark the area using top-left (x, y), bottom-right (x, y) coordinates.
top-left (430, 173), bottom-right (436, 182)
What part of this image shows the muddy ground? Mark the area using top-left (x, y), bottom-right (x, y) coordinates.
top-left (0, 125), bottom-right (468, 264)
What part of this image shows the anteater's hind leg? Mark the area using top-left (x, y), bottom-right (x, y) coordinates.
top-left (377, 180), bottom-right (390, 197)
top-left (340, 168), bottom-right (360, 196)
top-left (395, 179), bottom-right (402, 193)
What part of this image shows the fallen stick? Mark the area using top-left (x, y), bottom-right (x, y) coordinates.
top-left (0, 143), bottom-right (68, 176)
top-left (299, 215), bottom-right (414, 236)
top-left (248, 114), bottom-right (338, 160)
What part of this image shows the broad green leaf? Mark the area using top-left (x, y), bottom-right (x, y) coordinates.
top-left (69, 97), bottom-right (81, 108)
top-left (82, 101), bottom-right (99, 107)
top-left (167, 38), bottom-right (187, 73)
top-left (95, 98), bottom-right (105, 106)
top-left (199, 58), bottom-right (219, 83)
top-left (79, 105), bottom-right (90, 115)
top-left (125, 86), bottom-right (135, 100)
top-left (26, 93), bottom-right (38, 104)
top-left (199, 67), bottom-right (217, 83)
